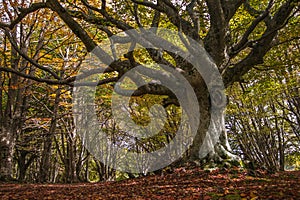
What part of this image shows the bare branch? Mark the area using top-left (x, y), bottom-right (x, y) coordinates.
top-left (80, 0), bottom-right (133, 31)
top-left (4, 28), bottom-right (61, 80)
top-left (73, 77), bottom-right (119, 86)
top-left (114, 82), bottom-right (174, 97)
top-left (46, 0), bottom-right (116, 72)
top-left (0, 65), bottom-right (119, 87)
top-left (0, 2), bottom-right (47, 29)
top-left (0, 66), bottom-right (67, 85)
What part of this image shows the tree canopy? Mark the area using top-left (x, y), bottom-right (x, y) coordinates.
top-left (0, 0), bottom-right (299, 182)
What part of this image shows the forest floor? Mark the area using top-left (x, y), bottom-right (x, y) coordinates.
top-left (0, 168), bottom-right (299, 199)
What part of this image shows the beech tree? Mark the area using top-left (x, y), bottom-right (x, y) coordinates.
top-left (0, 0), bottom-right (299, 179)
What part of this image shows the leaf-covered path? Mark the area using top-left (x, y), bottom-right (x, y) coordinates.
top-left (1, 169), bottom-right (299, 199)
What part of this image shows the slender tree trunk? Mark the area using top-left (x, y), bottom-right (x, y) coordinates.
top-left (278, 130), bottom-right (285, 171)
top-left (39, 88), bottom-right (61, 182)
top-left (17, 151), bottom-right (27, 181)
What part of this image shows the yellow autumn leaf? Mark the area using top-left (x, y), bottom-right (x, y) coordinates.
top-left (250, 190), bottom-right (258, 199)
top-left (49, 93), bottom-right (56, 98)
top-left (240, 193), bottom-right (247, 197)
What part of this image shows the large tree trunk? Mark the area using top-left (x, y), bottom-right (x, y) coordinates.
top-left (0, 127), bottom-right (15, 181)
top-left (188, 87), bottom-right (211, 162)
top-left (0, 31), bottom-right (21, 181)
top-left (187, 108), bottom-right (240, 167)
top-left (181, 76), bottom-right (240, 167)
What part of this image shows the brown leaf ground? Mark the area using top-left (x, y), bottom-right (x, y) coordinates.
top-left (0, 169), bottom-right (299, 199)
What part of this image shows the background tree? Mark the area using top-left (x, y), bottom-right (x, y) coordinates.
top-left (226, 14), bottom-right (300, 172)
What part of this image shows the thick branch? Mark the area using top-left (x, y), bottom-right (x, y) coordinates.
top-left (0, 2), bottom-right (47, 29)
top-left (115, 82), bottom-right (174, 97)
top-left (223, 0), bottom-right (297, 87)
top-left (204, 0), bottom-right (227, 66)
top-left (0, 66), bottom-right (118, 87)
top-left (229, 4), bottom-right (273, 57)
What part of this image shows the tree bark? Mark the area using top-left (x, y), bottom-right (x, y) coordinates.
top-left (39, 88), bottom-right (61, 183)
top-left (0, 127), bottom-right (15, 181)
top-left (0, 30), bottom-right (22, 181)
